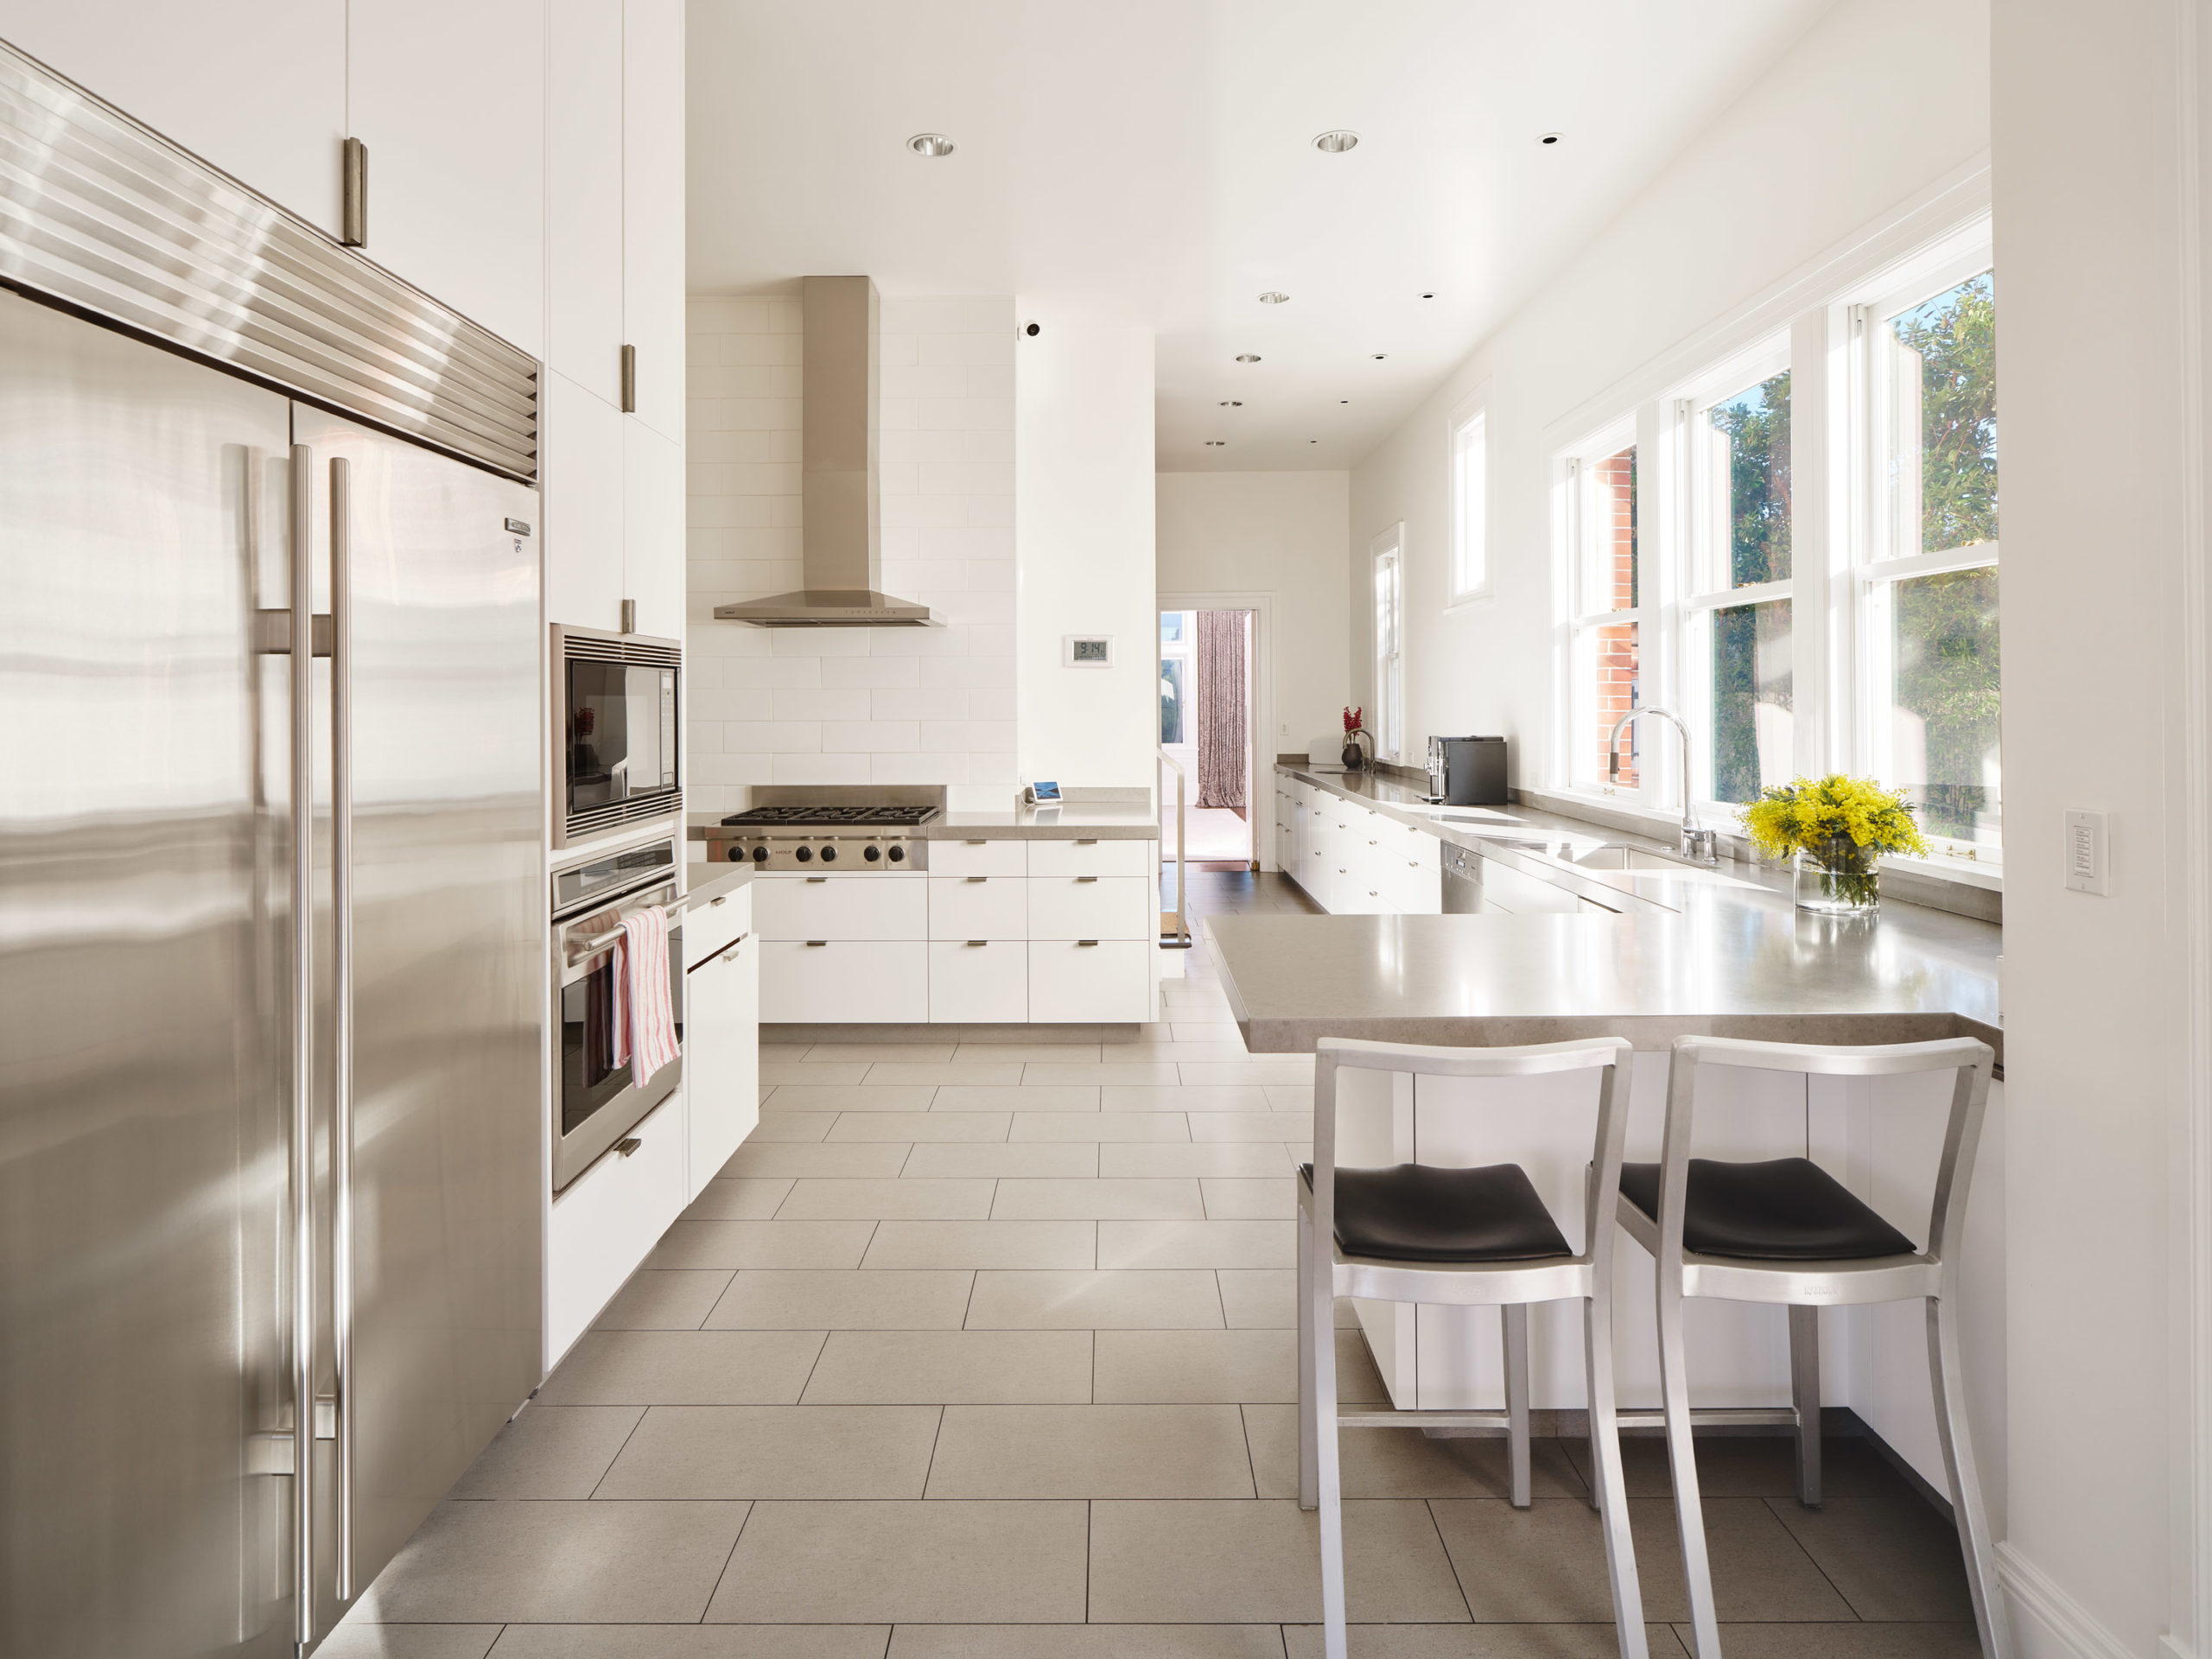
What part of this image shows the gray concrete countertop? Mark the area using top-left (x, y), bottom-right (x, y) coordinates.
top-left (680, 861), bottom-right (755, 902)
top-left (929, 802), bottom-right (1158, 841)
top-left (1218, 765), bottom-right (2003, 1063)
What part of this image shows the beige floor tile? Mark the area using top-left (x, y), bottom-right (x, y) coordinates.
top-left (864, 1062), bottom-right (1027, 1084)
top-left (890, 1626), bottom-right (1285, 1659)
top-left (966, 1268), bottom-right (1225, 1330)
top-left (899, 1142), bottom-right (1097, 1179)
top-left (825, 1111), bottom-right (1012, 1142)
top-left (1097, 1219), bottom-right (1294, 1268)
top-left (706, 1268), bottom-right (974, 1330)
top-left (1091, 1328), bottom-right (1386, 1404)
top-left (1764, 1486), bottom-right (1976, 1620)
top-left (991, 1179), bottom-right (1205, 1220)
top-left (1559, 1433), bottom-right (1897, 1500)
top-left (1103, 1084), bottom-right (1274, 1112)
top-left (745, 1112), bottom-right (835, 1142)
top-left (801, 1043), bottom-right (957, 1062)
top-left (686, 1177), bottom-right (796, 1219)
top-left (1101, 1144), bottom-right (1294, 1179)
top-left (1087, 1498), bottom-right (1470, 1624)
top-left (537, 1331), bottom-right (826, 1405)
top-left (1664, 1625), bottom-right (1976, 1658)
top-left (705, 1500), bottom-right (1089, 1624)
top-left (486, 1625), bottom-right (893, 1658)
top-left (862, 1219), bottom-right (1096, 1268)
top-left (1010, 1112), bottom-right (1191, 1142)
top-left (931, 1084), bottom-right (1100, 1112)
top-left (593, 1269), bottom-right (734, 1331)
top-left (1265, 1084), bottom-right (1318, 1110)
top-left (1191, 1112), bottom-right (1313, 1142)
top-left (1172, 1021), bottom-right (1243, 1039)
top-left (1180, 1062), bottom-right (1318, 1086)
top-left (1429, 1496), bottom-right (1853, 1622)
top-left (1243, 1407), bottom-right (1586, 1500)
top-left (445, 1406), bottom-right (640, 1500)
top-left (594, 1404), bottom-right (942, 1498)
top-left (760, 1063), bottom-right (871, 1084)
top-left (774, 1179), bottom-right (995, 1220)
top-left (1022, 1061), bottom-right (1185, 1084)
top-left (1280, 1625), bottom-right (1689, 1658)
top-left (758, 1084), bottom-right (941, 1115)
top-left (1217, 1270), bottom-right (1359, 1329)
top-left (646, 1219), bottom-right (876, 1270)
top-left (925, 1403), bottom-right (1255, 1497)
top-left (950, 1044), bottom-right (1104, 1062)
top-left (721, 1142), bottom-right (912, 1179)
top-left (1202, 1178), bottom-right (1296, 1218)
top-left (1128, 1042), bottom-right (1262, 1062)
top-left (802, 1331), bottom-right (1094, 1404)
top-left (354, 1499), bottom-right (750, 1624)
top-left (759, 1043), bottom-right (814, 1061)
top-left (318, 1624), bottom-right (502, 1659)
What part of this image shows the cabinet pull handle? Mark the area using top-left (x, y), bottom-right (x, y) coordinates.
top-left (1076, 838), bottom-right (1099, 844)
top-left (615, 1137), bottom-right (642, 1158)
top-left (806, 940), bottom-right (828, 947)
top-left (711, 895), bottom-right (727, 907)
top-left (340, 137), bottom-right (368, 247)
top-left (719, 935), bottom-right (748, 962)
top-left (1077, 939), bottom-right (1100, 947)
top-left (1076, 875), bottom-right (1098, 884)
top-left (807, 876), bottom-right (828, 884)
top-left (966, 939), bottom-right (988, 947)
top-left (966, 839), bottom-right (988, 845)
top-left (620, 344), bottom-right (638, 413)
top-left (966, 876), bottom-right (988, 883)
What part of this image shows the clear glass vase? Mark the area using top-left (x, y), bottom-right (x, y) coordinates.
top-left (1794, 838), bottom-right (1879, 913)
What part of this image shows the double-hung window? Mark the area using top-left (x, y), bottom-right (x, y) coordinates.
top-left (1564, 435), bottom-right (1643, 788)
top-left (1856, 269), bottom-right (2000, 859)
top-left (1371, 525), bottom-right (1405, 763)
top-left (1449, 402), bottom-right (1489, 602)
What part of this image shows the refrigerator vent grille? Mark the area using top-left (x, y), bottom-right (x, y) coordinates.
top-left (566, 635), bottom-right (681, 668)
top-left (0, 41), bottom-right (540, 482)
top-left (567, 795), bottom-right (683, 838)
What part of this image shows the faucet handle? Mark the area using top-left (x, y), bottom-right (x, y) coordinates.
top-left (1681, 827), bottom-right (1719, 866)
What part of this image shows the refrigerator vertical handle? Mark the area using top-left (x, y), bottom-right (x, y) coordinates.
top-left (328, 456), bottom-right (356, 1603)
top-left (286, 443), bottom-right (315, 1649)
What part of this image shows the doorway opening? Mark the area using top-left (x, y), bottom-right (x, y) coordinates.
top-left (1159, 607), bottom-right (1256, 870)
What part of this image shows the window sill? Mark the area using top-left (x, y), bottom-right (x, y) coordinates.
top-left (1441, 591), bottom-right (1493, 616)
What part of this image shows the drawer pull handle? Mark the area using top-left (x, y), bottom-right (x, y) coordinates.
top-left (966, 839), bottom-right (988, 845)
top-left (1075, 875), bottom-right (1099, 884)
top-left (1077, 939), bottom-right (1100, 947)
top-left (966, 876), bottom-right (988, 883)
top-left (806, 876), bottom-right (828, 884)
top-left (711, 895), bottom-right (727, 907)
top-left (1076, 838), bottom-right (1099, 845)
top-left (615, 1137), bottom-right (642, 1158)
top-left (966, 939), bottom-right (988, 947)
top-left (806, 940), bottom-right (828, 947)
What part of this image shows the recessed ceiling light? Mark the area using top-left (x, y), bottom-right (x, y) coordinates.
top-left (1313, 130), bottom-right (1360, 154)
top-left (1372, 353), bottom-right (1388, 361)
top-left (1538, 131), bottom-right (1563, 147)
top-left (1235, 353), bottom-right (1261, 364)
top-left (1309, 439), bottom-right (1319, 444)
top-left (1339, 399), bottom-right (1349, 404)
top-left (1259, 291), bottom-right (1289, 305)
top-left (906, 132), bottom-right (956, 157)
top-left (1218, 400), bottom-right (1243, 407)
top-left (1421, 292), bottom-right (1435, 299)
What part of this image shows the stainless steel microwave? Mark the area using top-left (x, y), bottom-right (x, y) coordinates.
top-left (552, 623), bottom-right (682, 848)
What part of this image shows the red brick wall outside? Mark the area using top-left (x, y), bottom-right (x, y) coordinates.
top-left (1590, 448), bottom-right (1639, 785)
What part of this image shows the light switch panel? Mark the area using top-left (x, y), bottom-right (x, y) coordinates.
top-left (2064, 809), bottom-right (2109, 894)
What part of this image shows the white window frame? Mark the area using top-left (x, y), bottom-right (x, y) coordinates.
top-left (1446, 391), bottom-right (1491, 605)
top-left (1558, 423), bottom-right (1645, 796)
top-left (1370, 524), bottom-right (1406, 764)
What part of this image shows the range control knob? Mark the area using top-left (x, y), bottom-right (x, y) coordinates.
top-left (819, 845), bottom-right (837, 862)
top-left (887, 843), bottom-right (906, 863)
top-left (863, 843), bottom-right (881, 862)
top-left (794, 845), bottom-right (813, 863)
top-left (752, 845), bottom-right (769, 864)
top-left (728, 845), bottom-right (745, 862)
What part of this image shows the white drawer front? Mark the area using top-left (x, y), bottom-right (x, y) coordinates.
top-left (547, 1093), bottom-right (687, 1363)
top-left (1029, 939), bottom-right (1152, 1024)
top-left (927, 838), bottom-right (1029, 877)
top-left (1391, 861), bottom-right (1443, 915)
top-left (929, 939), bottom-right (1029, 1023)
top-left (1028, 874), bottom-right (1152, 940)
top-left (929, 875), bottom-right (1028, 939)
top-left (754, 874), bottom-right (927, 940)
top-left (682, 881), bottom-right (753, 967)
top-left (760, 940), bottom-right (929, 1023)
top-left (1027, 837), bottom-right (1153, 877)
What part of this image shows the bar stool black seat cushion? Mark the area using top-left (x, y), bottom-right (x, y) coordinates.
top-left (1300, 1162), bottom-right (1572, 1262)
top-left (1618, 1157), bottom-right (1916, 1261)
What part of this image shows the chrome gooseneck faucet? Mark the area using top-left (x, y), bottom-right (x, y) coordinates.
top-left (1606, 707), bottom-right (1719, 865)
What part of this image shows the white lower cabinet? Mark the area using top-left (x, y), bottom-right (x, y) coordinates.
top-left (546, 1090), bottom-right (685, 1364)
top-left (683, 931), bottom-right (759, 1198)
top-left (760, 939), bottom-right (929, 1024)
top-left (929, 939), bottom-right (1028, 1023)
top-left (930, 874), bottom-right (1028, 938)
top-left (1030, 939), bottom-right (1151, 1024)
top-left (1027, 874), bottom-right (1151, 941)
top-left (755, 873), bottom-right (927, 940)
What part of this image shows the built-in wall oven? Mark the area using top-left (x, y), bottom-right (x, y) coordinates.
top-left (552, 838), bottom-right (684, 1190)
top-left (553, 623), bottom-right (682, 848)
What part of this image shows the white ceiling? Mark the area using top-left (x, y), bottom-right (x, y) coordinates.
top-left (687, 1), bottom-right (1834, 473)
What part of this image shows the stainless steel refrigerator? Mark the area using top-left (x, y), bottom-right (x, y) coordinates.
top-left (0, 282), bottom-right (543, 1654)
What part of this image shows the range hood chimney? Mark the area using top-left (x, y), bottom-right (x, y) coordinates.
top-left (713, 276), bottom-right (938, 626)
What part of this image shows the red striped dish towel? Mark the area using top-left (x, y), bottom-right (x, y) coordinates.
top-left (617, 904), bottom-right (679, 1080)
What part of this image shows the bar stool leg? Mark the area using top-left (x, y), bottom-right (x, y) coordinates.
top-left (1657, 1265), bottom-right (1722, 1658)
top-left (1928, 1293), bottom-right (2013, 1659)
top-left (1298, 1206), bottom-right (1318, 1511)
top-left (1503, 1302), bottom-right (1532, 1508)
top-left (1583, 1291), bottom-right (1649, 1659)
top-left (1311, 1251), bottom-right (1349, 1659)
top-left (1789, 1304), bottom-right (1822, 1508)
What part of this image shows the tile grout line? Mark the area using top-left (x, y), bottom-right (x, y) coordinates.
top-left (1760, 1491), bottom-right (1871, 1620)
top-left (1421, 1495), bottom-right (1478, 1623)
top-left (582, 1402), bottom-right (653, 1501)
top-left (918, 1402), bottom-right (947, 1499)
top-left (695, 1491), bottom-right (757, 1624)
top-left (791, 1328), bottom-right (833, 1404)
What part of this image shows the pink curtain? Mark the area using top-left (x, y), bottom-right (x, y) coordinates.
top-left (1196, 609), bottom-right (1249, 810)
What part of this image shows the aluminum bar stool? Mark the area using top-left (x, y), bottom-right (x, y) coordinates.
top-left (1300, 1036), bottom-right (1648, 1659)
top-left (1614, 1034), bottom-right (2009, 1659)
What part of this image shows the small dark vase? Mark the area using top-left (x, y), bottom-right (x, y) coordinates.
top-left (1341, 737), bottom-right (1364, 771)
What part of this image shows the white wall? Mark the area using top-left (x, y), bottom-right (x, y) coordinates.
top-left (1344, 0), bottom-right (1991, 792)
top-left (684, 293), bottom-right (1017, 810)
top-left (1156, 471), bottom-right (1351, 760)
top-left (1014, 310), bottom-right (1159, 789)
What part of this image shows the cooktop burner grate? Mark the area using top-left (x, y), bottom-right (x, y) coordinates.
top-left (720, 804), bottom-right (939, 829)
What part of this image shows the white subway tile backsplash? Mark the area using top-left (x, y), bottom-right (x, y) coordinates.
top-left (772, 688), bottom-right (872, 722)
top-left (822, 720), bottom-right (919, 753)
top-left (772, 753), bottom-right (868, 785)
top-left (723, 721), bottom-right (822, 753)
top-left (819, 656), bottom-right (923, 689)
top-left (870, 753), bottom-right (967, 785)
top-left (881, 687), bottom-right (969, 722)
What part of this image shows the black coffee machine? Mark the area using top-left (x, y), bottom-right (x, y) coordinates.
top-left (1425, 735), bottom-right (1509, 806)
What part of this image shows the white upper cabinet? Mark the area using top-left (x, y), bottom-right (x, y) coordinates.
top-left (549, 0), bottom-right (626, 404)
top-left (544, 372), bottom-right (626, 632)
top-left (6, 1), bottom-right (346, 234)
top-left (346, 0), bottom-right (546, 355)
top-left (621, 0), bottom-right (686, 443)
top-left (624, 420), bottom-right (687, 640)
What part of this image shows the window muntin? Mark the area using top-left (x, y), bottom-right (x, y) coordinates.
top-left (1450, 409), bottom-right (1489, 601)
top-left (1567, 441), bottom-right (1642, 788)
top-left (1372, 541), bottom-right (1404, 763)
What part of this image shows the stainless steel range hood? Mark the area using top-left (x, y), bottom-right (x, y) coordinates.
top-left (713, 276), bottom-right (938, 626)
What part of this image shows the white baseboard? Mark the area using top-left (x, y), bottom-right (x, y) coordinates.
top-left (1998, 1541), bottom-right (2143, 1659)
